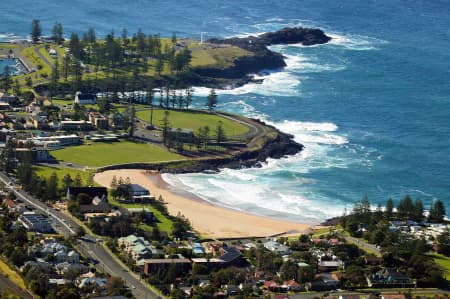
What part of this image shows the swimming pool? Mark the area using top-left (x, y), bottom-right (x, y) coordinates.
top-left (0, 58), bottom-right (26, 75)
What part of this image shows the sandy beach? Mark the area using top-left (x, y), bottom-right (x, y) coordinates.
top-left (94, 169), bottom-right (314, 239)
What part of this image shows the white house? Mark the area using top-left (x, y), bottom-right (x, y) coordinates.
top-left (74, 92), bottom-right (96, 105)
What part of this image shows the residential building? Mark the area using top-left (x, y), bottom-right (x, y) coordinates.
top-left (0, 90), bottom-right (16, 104)
top-left (15, 147), bottom-right (50, 162)
top-left (144, 258), bottom-right (192, 275)
top-left (264, 240), bottom-right (291, 255)
top-left (367, 268), bottom-right (414, 288)
top-left (18, 211), bottom-right (53, 233)
top-left (61, 120), bottom-right (93, 131)
top-left (74, 92), bottom-right (97, 105)
top-left (89, 112), bottom-right (109, 129)
top-left (67, 187), bottom-right (108, 202)
top-left (118, 234), bottom-right (153, 263)
top-left (29, 134), bottom-right (81, 148)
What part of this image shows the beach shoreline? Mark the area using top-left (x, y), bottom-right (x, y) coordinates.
top-left (94, 169), bottom-right (317, 239)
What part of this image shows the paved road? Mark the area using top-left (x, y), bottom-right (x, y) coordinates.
top-left (77, 238), bottom-right (159, 299)
top-left (0, 273), bottom-right (33, 299)
top-left (0, 171), bottom-right (159, 299)
top-left (337, 231), bottom-right (381, 256)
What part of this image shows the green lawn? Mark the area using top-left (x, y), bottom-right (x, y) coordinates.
top-left (0, 258), bottom-right (27, 291)
top-left (109, 199), bottom-right (173, 234)
top-left (190, 44), bottom-right (253, 68)
top-left (136, 109), bottom-right (249, 137)
top-left (34, 165), bottom-right (96, 187)
top-left (51, 140), bottom-right (184, 167)
top-left (434, 253), bottom-right (450, 280)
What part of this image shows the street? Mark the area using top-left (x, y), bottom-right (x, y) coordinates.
top-left (0, 171), bottom-right (158, 299)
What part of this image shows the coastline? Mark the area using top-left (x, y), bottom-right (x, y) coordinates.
top-left (94, 169), bottom-right (315, 239)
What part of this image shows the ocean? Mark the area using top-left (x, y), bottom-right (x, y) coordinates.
top-left (1, 0), bottom-right (449, 223)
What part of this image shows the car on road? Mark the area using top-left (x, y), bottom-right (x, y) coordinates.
top-left (122, 269), bottom-right (128, 272)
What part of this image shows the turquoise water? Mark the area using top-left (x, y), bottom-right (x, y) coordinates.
top-left (1, 0), bottom-right (449, 222)
top-left (0, 58), bottom-right (18, 74)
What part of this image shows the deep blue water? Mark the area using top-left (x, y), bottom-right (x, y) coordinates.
top-left (1, 0), bottom-right (449, 222)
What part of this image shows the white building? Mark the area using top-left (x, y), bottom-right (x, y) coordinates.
top-left (74, 92), bottom-right (96, 105)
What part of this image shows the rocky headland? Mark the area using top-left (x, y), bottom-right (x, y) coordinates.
top-left (193, 27), bottom-right (332, 86)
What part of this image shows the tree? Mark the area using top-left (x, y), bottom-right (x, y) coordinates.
top-left (106, 276), bottom-right (125, 296)
top-left (185, 87), bottom-right (193, 109)
top-left (412, 198), bottom-right (424, 222)
top-left (0, 139), bottom-right (15, 173)
top-left (74, 174), bottom-right (82, 187)
top-left (437, 231), bottom-right (450, 256)
top-left (385, 198), bottom-right (394, 220)
top-left (215, 121), bottom-right (226, 144)
top-left (52, 22), bottom-right (64, 44)
top-left (31, 19), bottom-right (42, 43)
top-left (147, 80), bottom-right (155, 126)
top-left (62, 174), bottom-right (73, 191)
top-left (125, 103), bottom-right (136, 137)
top-left (171, 32), bottom-right (177, 46)
top-left (26, 76), bottom-right (33, 89)
top-left (206, 89), bottom-right (218, 111)
top-left (429, 200), bottom-right (446, 223)
top-left (12, 79), bottom-right (21, 96)
top-left (46, 172), bottom-right (58, 200)
top-left (110, 175), bottom-right (118, 189)
top-left (1, 66), bottom-right (13, 92)
top-left (161, 110), bottom-right (171, 144)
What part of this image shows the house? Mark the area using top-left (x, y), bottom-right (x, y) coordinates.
top-left (123, 208), bottom-right (154, 222)
top-left (0, 90), bottom-right (16, 104)
top-left (318, 260), bottom-right (344, 272)
top-left (192, 242), bottom-right (205, 255)
top-left (61, 120), bottom-right (93, 131)
top-left (108, 112), bottom-right (126, 129)
top-left (282, 280), bottom-right (302, 291)
top-left (364, 255), bottom-right (381, 265)
top-left (78, 277), bottom-right (107, 289)
top-left (15, 147), bottom-right (51, 162)
top-left (264, 240), bottom-right (291, 255)
top-left (18, 211), bottom-right (53, 233)
top-left (67, 187), bottom-right (108, 202)
top-left (49, 278), bottom-right (70, 286)
top-left (263, 280), bottom-right (280, 292)
top-left (48, 48), bottom-right (57, 57)
top-left (143, 258), bottom-right (192, 275)
top-left (89, 112), bottom-right (109, 129)
top-left (118, 234), bottom-right (154, 263)
top-left (79, 198), bottom-right (111, 214)
top-left (130, 184), bottom-right (150, 197)
top-left (74, 92), bottom-right (96, 105)
top-left (367, 268), bottom-right (414, 288)
top-left (29, 134), bottom-right (81, 148)
top-left (56, 262), bottom-right (89, 275)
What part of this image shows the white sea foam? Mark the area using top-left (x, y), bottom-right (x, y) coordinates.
top-left (163, 109), bottom-right (355, 222)
top-left (161, 21), bottom-right (386, 222)
top-left (328, 33), bottom-right (388, 51)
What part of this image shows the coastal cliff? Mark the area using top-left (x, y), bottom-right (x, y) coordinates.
top-left (98, 119), bottom-right (303, 174)
top-left (193, 27), bottom-right (331, 84)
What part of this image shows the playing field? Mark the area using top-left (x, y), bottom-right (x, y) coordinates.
top-left (51, 140), bottom-right (184, 167)
top-left (136, 109), bottom-right (249, 137)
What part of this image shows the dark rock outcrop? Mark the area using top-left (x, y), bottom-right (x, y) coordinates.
top-left (193, 27), bottom-right (331, 84)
